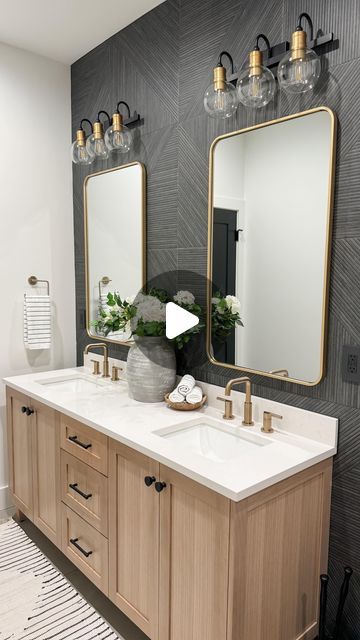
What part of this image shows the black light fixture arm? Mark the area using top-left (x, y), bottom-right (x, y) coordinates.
top-left (79, 118), bottom-right (93, 133)
top-left (116, 101), bottom-right (131, 118)
top-left (254, 33), bottom-right (272, 57)
top-left (297, 12), bottom-right (314, 40)
top-left (97, 110), bottom-right (111, 128)
top-left (217, 51), bottom-right (235, 74)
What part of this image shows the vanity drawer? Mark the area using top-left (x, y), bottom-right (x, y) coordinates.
top-left (60, 414), bottom-right (108, 475)
top-left (61, 504), bottom-right (108, 594)
top-left (60, 451), bottom-right (108, 536)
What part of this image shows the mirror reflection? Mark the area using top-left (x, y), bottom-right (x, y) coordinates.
top-left (85, 162), bottom-right (146, 343)
top-left (208, 108), bottom-right (336, 384)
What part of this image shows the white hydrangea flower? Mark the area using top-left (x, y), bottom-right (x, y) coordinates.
top-left (125, 294), bottom-right (136, 305)
top-left (225, 295), bottom-right (241, 315)
top-left (173, 290), bottom-right (195, 305)
top-left (211, 297), bottom-right (220, 305)
top-left (134, 293), bottom-right (166, 323)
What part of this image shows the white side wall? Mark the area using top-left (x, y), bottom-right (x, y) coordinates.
top-left (0, 42), bottom-right (76, 509)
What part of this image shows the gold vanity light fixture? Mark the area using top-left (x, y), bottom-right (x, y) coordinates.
top-left (86, 111), bottom-right (110, 160)
top-left (204, 14), bottom-right (334, 117)
top-left (71, 119), bottom-right (95, 165)
top-left (204, 51), bottom-right (239, 119)
top-left (278, 13), bottom-right (321, 93)
top-left (237, 34), bottom-right (276, 108)
top-left (104, 101), bottom-right (133, 153)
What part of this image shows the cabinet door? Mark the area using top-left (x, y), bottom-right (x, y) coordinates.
top-left (32, 400), bottom-right (60, 546)
top-left (109, 441), bottom-right (160, 639)
top-left (6, 387), bottom-right (33, 518)
top-left (159, 465), bottom-right (230, 640)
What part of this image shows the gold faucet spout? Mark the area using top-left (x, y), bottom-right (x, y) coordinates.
top-left (224, 377), bottom-right (254, 426)
top-left (84, 343), bottom-right (110, 377)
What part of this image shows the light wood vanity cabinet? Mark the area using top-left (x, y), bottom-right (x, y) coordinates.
top-left (6, 388), bottom-right (34, 519)
top-left (6, 388), bottom-right (332, 640)
top-left (158, 465), bottom-right (230, 640)
top-left (6, 388), bottom-right (60, 545)
top-left (109, 442), bottom-right (160, 638)
top-left (31, 398), bottom-right (60, 545)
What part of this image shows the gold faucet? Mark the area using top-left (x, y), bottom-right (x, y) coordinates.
top-left (217, 377), bottom-right (254, 425)
top-left (262, 411), bottom-right (283, 433)
top-left (84, 343), bottom-right (110, 378)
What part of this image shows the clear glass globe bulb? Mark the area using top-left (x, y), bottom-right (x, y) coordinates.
top-left (204, 82), bottom-right (238, 118)
top-left (86, 134), bottom-right (109, 160)
top-left (105, 124), bottom-right (132, 153)
top-left (277, 48), bottom-right (321, 93)
top-left (71, 140), bottom-right (94, 165)
top-left (237, 65), bottom-right (276, 108)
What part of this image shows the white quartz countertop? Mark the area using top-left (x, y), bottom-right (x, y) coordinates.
top-left (4, 367), bottom-right (338, 502)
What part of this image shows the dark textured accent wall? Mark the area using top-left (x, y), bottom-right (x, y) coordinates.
top-left (71, 1), bottom-right (360, 636)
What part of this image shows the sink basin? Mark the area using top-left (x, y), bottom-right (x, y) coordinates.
top-left (154, 417), bottom-right (271, 463)
top-left (37, 373), bottom-right (108, 394)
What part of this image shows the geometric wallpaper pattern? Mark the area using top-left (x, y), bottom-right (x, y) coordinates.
top-left (71, 1), bottom-right (360, 636)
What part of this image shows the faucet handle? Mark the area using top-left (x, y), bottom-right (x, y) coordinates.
top-left (261, 411), bottom-right (283, 433)
top-left (216, 396), bottom-right (234, 420)
top-left (90, 359), bottom-right (100, 375)
top-left (111, 365), bottom-right (123, 382)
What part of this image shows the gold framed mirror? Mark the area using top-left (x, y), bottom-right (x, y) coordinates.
top-left (207, 107), bottom-right (337, 386)
top-left (84, 162), bottom-right (146, 345)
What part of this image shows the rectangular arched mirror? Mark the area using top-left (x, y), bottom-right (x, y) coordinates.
top-left (84, 162), bottom-right (146, 344)
top-left (207, 107), bottom-right (336, 385)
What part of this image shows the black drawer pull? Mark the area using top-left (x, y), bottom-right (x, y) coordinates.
top-left (155, 481), bottom-right (167, 493)
top-left (68, 435), bottom-right (92, 450)
top-left (21, 406), bottom-right (34, 416)
top-left (69, 483), bottom-right (92, 500)
top-left (144, 476), bottom-right (156, 487)
top-left (69, 537), bottom-right (93, 558)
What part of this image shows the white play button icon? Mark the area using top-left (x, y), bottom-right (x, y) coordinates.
top-left (165, 302), bottom-right (199, 339)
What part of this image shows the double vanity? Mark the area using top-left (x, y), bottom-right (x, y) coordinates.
top-left (5, 358), bottom-right (337, 640)
top-left (5, 102), bottom-right (339, 640)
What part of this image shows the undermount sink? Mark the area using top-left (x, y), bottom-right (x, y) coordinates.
top-left (153, 417), bottom-right (271, 463)
top-left (37, 373), bottom-right (109, 393)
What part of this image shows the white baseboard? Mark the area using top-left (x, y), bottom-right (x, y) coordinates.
top-left (0, 485), bottom-right (13, 511)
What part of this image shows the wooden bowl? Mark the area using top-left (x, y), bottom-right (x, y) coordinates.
top-left (164, 393), bottom-right (207, 411)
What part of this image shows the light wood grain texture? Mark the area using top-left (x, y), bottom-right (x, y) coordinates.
top-left (158, 464), bottom-right (230, 640)
top-left (6, 387), bottom-right (33, 519)
top-left (227, 459), bottom-right (333, 640)
top-left (60, 414), bottom-right (108, 475)
top-left (32, 400), bottom-right (61, 547)
top-left (6, 392), bottom-right (333, 640)
top-left (109, 440), bottom-right (160, 639)
top-left (61, 450), bottom-right (108, 536)
top-left (61, 503), bottom-right (108, 595)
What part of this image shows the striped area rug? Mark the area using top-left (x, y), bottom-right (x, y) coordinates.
top-left (0, 520), bottom-right (122, 639)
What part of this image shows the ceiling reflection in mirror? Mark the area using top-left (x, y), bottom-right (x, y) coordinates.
top-left (85, 162), bottom-right (146, 344)
top-left (208, 108), bottom-right (336, 385)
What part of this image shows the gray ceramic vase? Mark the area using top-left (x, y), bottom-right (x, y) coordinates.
top-left (126, 336), bottom-right (176, 403)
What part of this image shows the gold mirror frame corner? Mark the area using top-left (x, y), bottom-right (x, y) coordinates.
top-left (206, 106), bottom-right (337, 387)
top-left (84, 161), bottom-right (147, 346)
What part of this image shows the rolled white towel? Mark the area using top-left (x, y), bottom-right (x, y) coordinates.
top-left (186, 386), bottom-right (203, 405)
top-left (168, 389), bottom-right (184, 403)
top-left (177, 374), bottom-right (195, 397)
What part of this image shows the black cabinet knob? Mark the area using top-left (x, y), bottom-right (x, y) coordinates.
top-left (21, 406), bottom-right (27, 413)
top-left (26, 408), bottom-right (34, 416)
top-left (155, 481), bottom-right (167, 493)
top-left (144, 475), bottom-right (156, 487)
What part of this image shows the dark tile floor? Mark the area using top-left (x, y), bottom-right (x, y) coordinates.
top-left (19, 519), bottom-right (149, 640)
